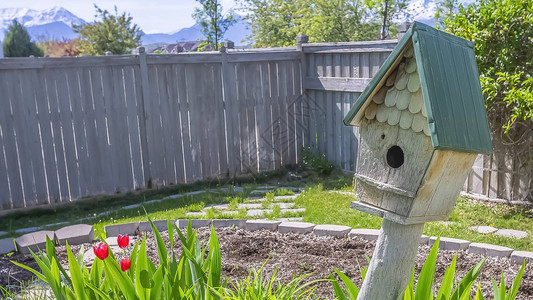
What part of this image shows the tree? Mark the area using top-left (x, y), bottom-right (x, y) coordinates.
top-left (240, 0), bottom-right (404, 47)
top-left (365, 0), bottom-right (408, 39)
top-left (73, 5), bottom-right (142, 55)
top-left (38, 38), bottom-right (82, 57)
top-left (193, 0), bottom-right (236, 51)
top-left (434, 0), bottom-right (459, 28)
top-left (442, 0), bottom-right (532, 134)
top-left (2, 20), bottom-right (43, 57)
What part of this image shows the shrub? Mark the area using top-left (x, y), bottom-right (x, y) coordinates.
top-left (301, 147), bottom-right (335, 176)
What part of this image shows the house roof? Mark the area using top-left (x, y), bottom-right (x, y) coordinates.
top-left (343, 22), bottom-right (493, 155)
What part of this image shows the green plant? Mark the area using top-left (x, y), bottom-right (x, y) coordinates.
top-left (206, 207), bottom-right (217, 219)
top-left (12, 219), bottom-right (225, 299)
top-left (275, 189), bottom-right (295, 196)
top-left (227, 196), bottom-right (242, 211)
top-left (187, 201), bottom-right (205, 212)
top-left (223, 259), bottom-right (322, 299)
top-left (271, 204), bottom-right (281, 219)
top-left (262, 192), bottom-right (275, 209)
top-left (330, 238), bottom-right (526, 300)
top-left (301, 147), bottom-right (335, 176)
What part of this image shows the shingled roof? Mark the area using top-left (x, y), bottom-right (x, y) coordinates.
top-left (343, 22), bottom-right (493, 155)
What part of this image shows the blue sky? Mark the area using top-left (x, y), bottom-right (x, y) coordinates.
top-left (1, 0), bottom-right (237, 33)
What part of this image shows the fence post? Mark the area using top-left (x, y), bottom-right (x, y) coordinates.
top-left (137, 46), bottom-right (152, 187)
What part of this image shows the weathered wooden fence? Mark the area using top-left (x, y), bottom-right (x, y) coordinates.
top-left (0, 39), bottom-right (530, 211)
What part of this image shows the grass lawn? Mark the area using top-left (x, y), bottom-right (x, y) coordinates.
top-left (1, 168), bottom-right (531, 252)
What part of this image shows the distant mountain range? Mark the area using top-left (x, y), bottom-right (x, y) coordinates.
top-left (0, 3), bottom-right (440, 49)
top-left (0, 7), bottom-right (251, 46)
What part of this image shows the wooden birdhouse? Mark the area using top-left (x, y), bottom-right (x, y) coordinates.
top-left (343, 22), bottom-right (493, 225)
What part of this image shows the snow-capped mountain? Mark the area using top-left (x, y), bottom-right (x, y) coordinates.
top-left (0, 7), bottom-right (85, 41)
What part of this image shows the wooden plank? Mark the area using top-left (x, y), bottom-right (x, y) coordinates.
top-left (257, 61), bottom-right (272, 171)
top-left (213, 64), bottom-right (228, 176)
top-left (156, 65), bottom-right (174, 184)
top-left (334, 92), bottom-right (343, 166)
top-left (184, 63), bottom-right (203, 180)
top-left (293, 60), bottom-right (304, 164)
top-left (227, 51), bottom-right (300, 63)
top-left (146, 65), bottom-right (165, 185)
top-left (360, 52), bottom-right (370, 78)
top-left (23, 69), bottom-right (50, 204)
top-left (0, 56), bottom-right (139, 69)
top-left (168, 64), bottom-right (186, 183)
top-left (244, 63), bottom-right (260, 172)
top-left (203, 64), bottom-right (219, 177)
top-left (0, 72), bottom-right (16, 208)
top-left (304, 76), bottom-right (371, 92)
top-left (66, 68), bottom-right (92, 197)
top-left (370, 52), bottom-right (381, 76)
top-left (424, 151), bottom-right (477, 217)
top-left (137, 50), bottom-right (152, 186)
top-left (470, 154), bottom-right (484, 195)
top-left (175, 63), bottom-right (194, 183)
top-left (220, 51), bottom-right (236, 176)
top-left (285, 62), bottom-right (296, 164)
top-left (146, 53), bottom-right (222, 65)
top-left (10, 70), bottom-right (41, 206)
top-left (277, 62), bottom-right (290, 166)
top-left (269, 62), bottom-right (282, 169)
top-left (77, 68), bottom-right (102, 194)
top-left (34, 69), bottom-right (61, 203)
top-left (123, 66), bottom-right (145, 189)
top-left (351, 52), bottom-right (360, 78)
top-left (88, 67), bottom-right (114, 194)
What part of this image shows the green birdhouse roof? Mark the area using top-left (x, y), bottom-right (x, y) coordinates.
top-left (343, 22), bottom-right (493, 155)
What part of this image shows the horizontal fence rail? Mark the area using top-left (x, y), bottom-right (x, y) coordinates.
top-left (0, 39), bottom-right (529, 212)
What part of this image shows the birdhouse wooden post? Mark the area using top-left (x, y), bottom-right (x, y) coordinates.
top-left (343, 22), bottom-right (492, 299)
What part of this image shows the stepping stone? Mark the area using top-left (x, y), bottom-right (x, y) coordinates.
top-left (205, 203), bottom-right (228, 210)
top-left (105, 237), bottom-right (119, 246)
top-left (55, 224), bottom-right (95, 245)
top-left (238, 203), bottom-right (263, 209)
top-left (495, 229), bottom-right (528, 239)
top-left (0, 238), bottom-right (15, 254)
top-left (274, 195), bottom-right (298, 201)
top-left (96, 211), bottom-right (112, 217)
top-left (430, 237), bottom-right (470, 251)
top-left (510, 251), bottom-right (533, 265)
top-left (276, 187), bottom-right (300, 192)
top-left (15, 226), bottom-right (42, 234)
top-left (233, 186), bottom-right (244, 193)
top-left (164, 194), bottom-right (184, 200)
top-left (281, 208), bottom-right (305, 214)
top-left (469, 226), bottom-right (498, 234)
top-left (247, 209), bottom-right (272, 217)
top-left (183, 190), bottom-right (206, 197)
top-left (278, 222), bottom-right (315, 234)
top-left (246, 197), bottom-right (264, 201)
top-left (469, 243), bottom-right (514, 257)
top-left (122, 203), bottom-right (141, 210)
top-left (175, 219), bottom-right (212, 229)
top-left (219, 210), bottom-right (239, 216)
top-left (349, 229), bottom-right (380, 241)
top-left (438, 221), bottom-right (458, 227)
top-left (105, 222), bottom-right (139, 237)
top-left (313, 224), bottom-right (352, 238)
top-left (16, 231), bottom-right (55, 254)
top-left (143, 199), bottom-right (162, 205)
top-left (0, 231), bottom-right (7, 237)
top-left (186, 212), bottom-right (207, 217)
top-left (212, 219), bottom-right (246, 228)
top-left (277, 203), bottom-right (295, 209)
top-left (138, 220), bottom-right (171, 232)
top-left (250, 190), bottom-right (271, 195)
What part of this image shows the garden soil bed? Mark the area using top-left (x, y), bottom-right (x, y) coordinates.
top-left (1, 227), bottom-right (532, 299)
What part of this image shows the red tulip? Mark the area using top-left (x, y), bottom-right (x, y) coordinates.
top-left (93, 242), bottom-right (109, 260)
top-left (117, 234), bottom-right (129, 249)
top-left (120, 257), bottom-right (131, 271)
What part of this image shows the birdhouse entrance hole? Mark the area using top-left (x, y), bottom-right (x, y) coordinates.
top-left (386, 145), bottom-right (404, 168)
